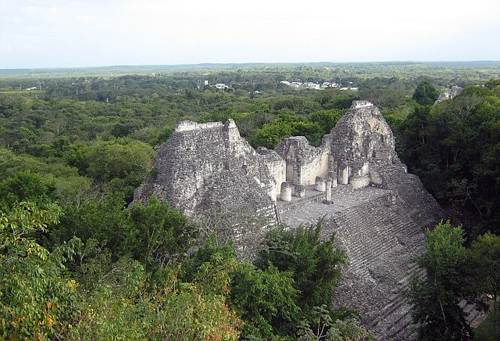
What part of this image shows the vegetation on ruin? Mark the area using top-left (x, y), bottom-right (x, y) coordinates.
top-left (1, 63), bottom-right (499, 339)
top-left (408, 221), bottom-right (500, 340)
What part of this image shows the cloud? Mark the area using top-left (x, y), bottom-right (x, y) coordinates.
top-left (0, 0), bottom-right (499, 68)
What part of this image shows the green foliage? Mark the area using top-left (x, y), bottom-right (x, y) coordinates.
top-left (0, 203), bottom-right (81, 340)
top-left (412, 81), bottom-right (440, 106)
top-left (127, 195), bottom-right (198, 269)
top-left (408, 221), bottom-right (473, 340)
top-left (182, 233), bottom-right (237, 285)
top-left (51, 194), bottom-right (132, 255)
top-left (256, 221), bottom-right (347, 313)
top-left (65, 138), bottom-right (154, 189)
top-left (249, 121), bottom-right (294, 149)
top-left (397, 82), bottom-right (500, 234)
top-left (0, 171), bottom-right (57, 210)
top-left (468, 232), bottom-right (500, 312)
top-left (69, 260), bottom-right (241, 341)
top-left (297, 305), bottom-right (375, 341)
top-left (0, 148), bottom-right (90, 204)
top-left (310, 109), bottom-right (345, 134)
top-left (249, 120), bottom-right (326, 149)
top-left (230, 264), bottom-right (300, 339)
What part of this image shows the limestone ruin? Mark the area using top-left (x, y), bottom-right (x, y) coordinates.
top-left (134, 100), bottom-right (407, 217)
top-left (435, 85), bottom-right (464, 104)
top-left (133, 100), bottom-right (469, 339)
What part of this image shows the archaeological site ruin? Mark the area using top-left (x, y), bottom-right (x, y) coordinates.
top-left (133, 100), bottom-right (473, 339)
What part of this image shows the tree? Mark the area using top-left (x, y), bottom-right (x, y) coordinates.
top-left (310, 109), bottom-right (344, 134)
top-left (0, 203), bottom-right (81, 340)
top-left (412, 81), bottom-right (440, 106)
top-left (297, 305), bottom-right (375, 341)
top-left (127, 195), bottom-right (198, 269)
top-left (230, 264), bottom-right (301, 339)
top-left (69, 259), bottom-right (242, 341)
top-left (85, 138), bottom-right (155, 187)
top-left (256, 221), bottom-right (347, 313)
top-left (0, 171), bottom-right (57, 210)
top-left (408, 221), bottom-right (473, 340)
top-left (469, 232), bottom-right (500, 313)
top-left (249, 122), bottom-right (294, 149)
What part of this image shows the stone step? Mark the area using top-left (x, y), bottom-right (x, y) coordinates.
top-left (370, 266), bottom-right (424, 329)
top-left (277, 192), bottom-right (326, 214)
top-left (384, 313), bottom-right (415, 340)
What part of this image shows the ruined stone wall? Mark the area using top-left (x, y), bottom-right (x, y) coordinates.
top-left (329, 100), bottom-right (398, 177)
top-left (132, 119), bottom-right (280, 218)
top-left (299, 148), bottom-right (330, 185)
top-left (273, 100), bottom-right (398, 191)
top-left (256, 147), bottom-right (286, 199)
top-left (275, 136), bottom-right (331, 185)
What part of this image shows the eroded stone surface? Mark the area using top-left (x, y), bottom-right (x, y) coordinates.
top-left (132, 119), bottom-right (283, 217)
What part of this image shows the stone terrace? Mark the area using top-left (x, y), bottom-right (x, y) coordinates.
top-left (278, 185), bottom-right (391, 226)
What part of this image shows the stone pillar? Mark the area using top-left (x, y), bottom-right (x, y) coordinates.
top-left (297, 165), bottom-right (303, 185)
top-left (315, 176), bottom-right (326, 192)
top-left (339, 166), bottom-right (349, 185)
top-left (329, 171), bottom-right (338, 188)
top-left (361, 162), bottom-right (370, 176)
top-left (295, 184), bottom-right (306, 198)
top-left (326, 180), bottom-right (332, 202)
top-left (280, 182), bottom-right (292, 202)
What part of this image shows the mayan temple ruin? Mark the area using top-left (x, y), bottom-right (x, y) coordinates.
top-left (133, 100), bottom-right (455, 339)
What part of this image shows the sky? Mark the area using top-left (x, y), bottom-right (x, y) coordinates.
top-left (0, 0), bottom-right (499, 69)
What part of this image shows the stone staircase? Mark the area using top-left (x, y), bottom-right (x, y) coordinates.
top-left (328, 197), bottom-right (428, 340)
top-left (369, 262), bottom-right (425, 340)
top-left (255, 204), bottom-right (281, 227)
top-left (330, 198), bottom-right (421, 276)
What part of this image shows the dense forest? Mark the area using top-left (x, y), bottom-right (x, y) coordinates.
top-left (1, 64), bottom-right (499, 340)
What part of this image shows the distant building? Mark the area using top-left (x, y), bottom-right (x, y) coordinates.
top-left (24, 86), bottom-right (37, 91)
top-left (304, 82), bottom-right (321, 90)
top-left (204, 80), bottom-right (209, 86)
top-left (215, 83), bottom-right (229, 90)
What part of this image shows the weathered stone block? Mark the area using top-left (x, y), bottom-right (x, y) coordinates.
top-left (280, 182), bottom-right (292, 202)
top-left (350, 175), bottom-right (370, 189)
top-left (315, 176), bottom-right (326, 192)
top-left (294, 184), bottom-right (306, 198)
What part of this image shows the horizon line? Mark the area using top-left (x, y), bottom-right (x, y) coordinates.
top-left (2, 60), bottom-right (500, 72)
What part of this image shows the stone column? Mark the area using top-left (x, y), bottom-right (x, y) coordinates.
top-left (280, 182), bottom-right (292, 202)
top-left (315, 176), bottom-right (326, 192)
top-left (295, 184), bottom-right (306, 198)
top-left (325, 180), bottom-right (332, 202)
top-left (329, 171), bottom-right (337, 188)
top-left (339, 166), bottom-right (349, 185)
top-left (361, 162), bottom-right (370, 176)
